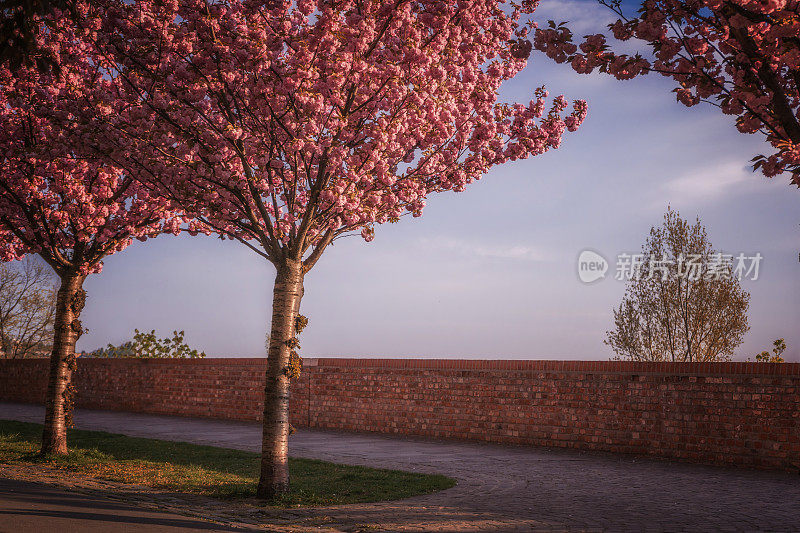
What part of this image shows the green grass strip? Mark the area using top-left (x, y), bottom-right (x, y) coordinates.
top-left (0, 419), bottom-right (455, 506)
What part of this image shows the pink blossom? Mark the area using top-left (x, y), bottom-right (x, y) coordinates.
top-left (533, 0), bottom-right (800, 186)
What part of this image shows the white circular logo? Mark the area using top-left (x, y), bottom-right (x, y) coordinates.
top-left (577, 250), bottom-right (608, 283)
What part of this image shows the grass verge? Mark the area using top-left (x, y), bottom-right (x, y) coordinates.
top-left (0, 419), bottom-right (455, 506)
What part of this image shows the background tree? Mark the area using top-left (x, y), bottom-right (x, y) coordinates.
top-left (100, 0), bottom-right (587, 498)
top-left (0, 257), bottom-right (56, 358)
top-left (752, 338), bottom-right (787, 362)
top-left (0, 6), bottom-right (179, 455)
top-left (533, 0), bottom-right (800, 186)
top-left (606, 208), bottom-right (750, 362)
top-left (86, 329), bottom-right (206, 359)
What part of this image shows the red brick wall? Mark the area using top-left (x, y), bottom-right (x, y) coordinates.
top-left (1, 358), bottom-right (798, 470)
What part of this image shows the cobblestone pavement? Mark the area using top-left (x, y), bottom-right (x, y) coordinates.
top-left (2, 402), bottom-right (799, 532)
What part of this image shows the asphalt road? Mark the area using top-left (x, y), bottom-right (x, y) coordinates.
top-left (0, 477), bottom-right (260, 533)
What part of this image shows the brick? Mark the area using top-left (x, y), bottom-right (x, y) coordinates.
top-left (0, 358), bottom-right (797, 471)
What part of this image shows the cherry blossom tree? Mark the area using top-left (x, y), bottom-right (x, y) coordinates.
top-left (101, 0), bottom-right (587, 498)
top-left (0, 7), bottom-right (179, 454)
top-left (534, 0), bottom-right (800, 185)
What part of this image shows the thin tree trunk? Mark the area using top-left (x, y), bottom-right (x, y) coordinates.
top-left (257, 259), bottom-right (304, 499)
top-left (41, 272), bottom-right (86, 455)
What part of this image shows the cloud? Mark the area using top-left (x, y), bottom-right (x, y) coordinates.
top-left (418, 237), bottom-right (554, 261)
top-left (660, 161), bottom-right (756, 203)
top-left (534, 0), bottom-right (614, 36)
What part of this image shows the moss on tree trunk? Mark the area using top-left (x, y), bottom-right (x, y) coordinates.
top-left (41, 272), bottom-right (85, 455)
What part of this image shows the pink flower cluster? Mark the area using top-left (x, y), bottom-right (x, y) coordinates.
top-left (1, 0), bottom-right (586, 276)
top-left (97, 0), bottom-right (586, 266)
top-left (0, 4), bottom-right (183, 275)
top-left (533, 0), bottom-right (800, 186)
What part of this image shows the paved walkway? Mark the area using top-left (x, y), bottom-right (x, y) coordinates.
top-left (0, 477), bottom-right (260, 533)
top-left (1, 402), bottom-right (799, 532)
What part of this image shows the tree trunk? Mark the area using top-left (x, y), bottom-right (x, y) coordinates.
top-left (41, 272), bottom-right (86, 455)
top-left (257, 259), bottom-right (304, 499)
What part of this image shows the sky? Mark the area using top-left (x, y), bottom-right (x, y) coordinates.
top-left (76, 0), bottom-right (799, 361)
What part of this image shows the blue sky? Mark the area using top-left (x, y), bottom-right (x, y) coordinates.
top-left (76, 0), bottom-right (799, 361)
